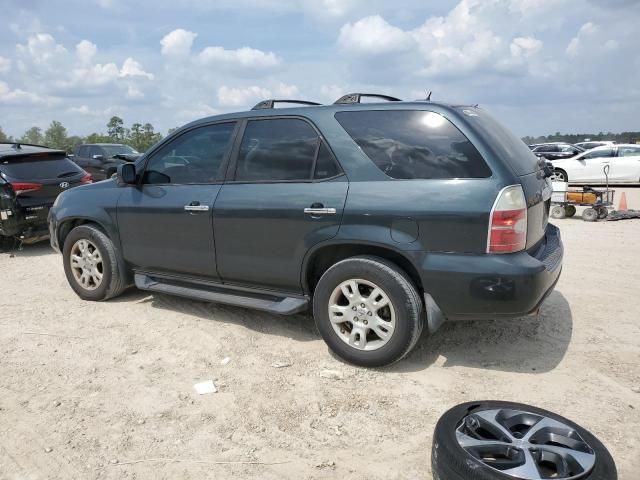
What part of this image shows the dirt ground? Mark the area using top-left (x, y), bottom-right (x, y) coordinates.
top-left (1, 189), bottom-right (639, 480)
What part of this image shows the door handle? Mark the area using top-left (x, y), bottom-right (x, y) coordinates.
top-left (304, 207), bottom-right (337, 215)
top-left (184, 201), bottom-right (209, 212)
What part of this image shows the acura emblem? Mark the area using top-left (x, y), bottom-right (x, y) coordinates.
top-left (59, 182), bottom-right (70, 189)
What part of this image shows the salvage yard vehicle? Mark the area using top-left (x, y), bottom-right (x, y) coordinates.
top-left (529, 143), bottom-right (584, 161)
top-left (550, 144), bottom-right (640, 184)
top-left (49, 94), bottom-right (562, 367)
top-left (0, 143), bottom-right (91, 249)
top-left (71, 143), bottom-right (140, 181)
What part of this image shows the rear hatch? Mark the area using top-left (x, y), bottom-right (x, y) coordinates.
top-left (0, 151), bottom-right (89, 224)
top-left (457, 107), bottom-right (551, 249)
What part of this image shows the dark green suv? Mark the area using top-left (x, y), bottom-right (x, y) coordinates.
top-left (49, 94), bottom-right (562, 367)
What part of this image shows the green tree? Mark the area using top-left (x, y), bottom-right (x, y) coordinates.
top-left (107, 116), bottom-right (126, 142)
top-left (127, 122), bottom-right (144, 151)
top-left (19, 126), bottom-right (45, 145)
top-left (0, 126), bottom-right (12, 142)
top-left (85, 132), bottom-right (112, 144)
top-left (44, 121), bottom-right (69, 151)
top-left (139, 123), bottom-right (162, 152)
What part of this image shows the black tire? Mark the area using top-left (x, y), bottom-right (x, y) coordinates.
top-left (312, 256), bottom-right (424, 367)
top-left (432, 401), bottom-right (617, 480)
top-left (583, 208), bottom-right (598, 222)
top-left (564, 205), bottom-right (576, 217)
top-left (552, 169), bottom-right (568, 182)
top-left (62, 224), bottom-right (127, 301)
top-left (550, 206), bottom-right (566, 219)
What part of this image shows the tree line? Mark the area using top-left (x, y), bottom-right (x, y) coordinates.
top-left (0, 117), bottom-right (173, 153)
top-left (522, 131), bottom-right (640, 145)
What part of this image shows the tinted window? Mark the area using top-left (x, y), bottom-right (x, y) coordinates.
top-left (583, 148), bottom-right (614, 159)
top-left (77, 146), bottom-right (88, 156)
top-left (102, 145), bottom-right (138, 156)
top-left (235, 118), bottom-right (319, 181)
top-left (618, 146), bottom-right (640, 157)
top-left (455, 107), bottom-right (538, 175)
top-left (143, 122), bottom-right (235, 184)
top-left (336, 110), bottom-right (491, 179)
top-left (314, 142), bottom-right (341, 179)
top-left (87, 146), bottom-right (103, 157)
top-left (1, 156), bottom-right (83, 180)
top-left (536, 145), bottom-right (557, 152)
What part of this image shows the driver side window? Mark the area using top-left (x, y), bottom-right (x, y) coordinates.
top-left (143, 122), bottom-right (236, 184)
top-left (583, 148), bottom-right (613, 159)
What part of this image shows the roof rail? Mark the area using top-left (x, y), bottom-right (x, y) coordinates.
top-left (0, 142), bottom-right (50, 150)
top-left (334, 93), bottom-right (402, 105)
top-left (251, 99), bottom-right (322, 110)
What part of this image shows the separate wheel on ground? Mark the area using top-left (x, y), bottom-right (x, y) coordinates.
top-left (432, 400), bottom-right (617, 480)
top-left (597, 207), bottom-right (608, 219)
top-left (583, 207), bottom-right (598, 222)
top-left (564, 205), bottom-right (576, 217)
top-left (312, 256), bottom-right (424, 367)
top-left (62, 224), bottom-right (127, 301)
top-left (550, 206), bottom-right (566, 219)
top-left (550, 169), bottom-right (567, 182)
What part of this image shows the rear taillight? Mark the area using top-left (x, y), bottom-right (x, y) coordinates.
top-left (81, 173), bottom-right (93, 184)
top-left (10, 182), bottom-right (43, 195)
top-left (487, 185), bottom-right (527, 253)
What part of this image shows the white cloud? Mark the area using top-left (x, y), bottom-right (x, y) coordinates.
top-left (160, 29), bottom-right (198, 57)
top-left (198, 46), bottom-right (281, 70)
top-left (338, 15), bottom-right (413, 53)
top-left (16, 33), bottom-right (67, 66)
top-left (68, 104), bottom-right (91, 114)
top-left (0, 81), bottom-right (58, 106)
top-left (0, 56), bottom-right (11, 74)
top-left (75, 40), bottom-right (97, 64)
top-left (510, 36), bottom-right (543, 57)
top-left (176, 103), bottom-right (220, 122)
top-left (217, 85), bottom-right (272, 106)
top-left (120, 57), bottom-right (154, 80)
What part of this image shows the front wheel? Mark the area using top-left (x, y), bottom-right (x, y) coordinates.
top-left (63, 225), bottom-right (127, 301)
top-left (312, 256), bottom-right (424, 367)
top-left (550, 169), bottom-right (568, 182)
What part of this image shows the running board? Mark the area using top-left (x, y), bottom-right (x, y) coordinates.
top-left (134, 273), bottom-right (308, 315)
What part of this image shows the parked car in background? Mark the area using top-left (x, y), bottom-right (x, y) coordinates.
top-left (529, 142), bottom-right (584, 160)
top-left (49, 94), bottom-right (561, 367)
top-left (72, 143), bottom-right (140, 181)
top-left (1, 143), bottom-right (91, 248)
top-left (550, 144), bottom-right (640, 183)
top-left (574, 140), bottom-right (615, 150)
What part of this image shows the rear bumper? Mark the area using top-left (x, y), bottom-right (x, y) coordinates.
top-left (417, 223), bottom-right (563, 320)
top-left (0, 205), bottom-right (51, 240)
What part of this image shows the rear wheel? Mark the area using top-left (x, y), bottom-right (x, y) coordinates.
top-left (550, 206), bottom-right (566, 219)
top-left (312, 256), bottom-right (424, 367)
top-left (63, 225), bottom-right (127, 301)
top-left (583, 208), bottom-right (598, 222)
top-left (550, 169), bottom-right (567, 182)
top-left (564, 205), bottom-right (576, 217)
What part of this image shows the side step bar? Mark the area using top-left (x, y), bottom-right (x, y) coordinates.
top-left (134, 273), bottom-right (308, 315)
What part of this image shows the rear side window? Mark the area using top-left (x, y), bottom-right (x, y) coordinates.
top-left (235, 118), bottom-right (339, 182)
top-left (0, 156), bottom-right (83, 180)
top-left (618, 146), bottom-right (640, 157)
top-left (335, 110), bottom-right (491, 180)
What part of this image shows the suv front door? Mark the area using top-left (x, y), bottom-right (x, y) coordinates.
top-left (117, 122), bottom-right (237, 279)
top-left (213, 117), bottom-right (348, 293)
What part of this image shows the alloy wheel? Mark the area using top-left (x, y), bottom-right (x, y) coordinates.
top-left (70, 239), bottom-right (104, 291)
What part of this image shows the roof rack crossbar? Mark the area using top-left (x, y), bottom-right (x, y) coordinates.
top-left (251, 99), bottom-right (322, 110)
top-left (333, 93), bottom-right (402, 105)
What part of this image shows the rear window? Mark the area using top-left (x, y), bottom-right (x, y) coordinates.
top-left (456, 107), bottom-right (539, 175)
top-left (335, 110), bottom-right (491, 180)
top-left (0, 155), bottom-right (83, 180)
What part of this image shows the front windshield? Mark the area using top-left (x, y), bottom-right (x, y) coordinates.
top-left (102, 145), bottom-right (138, 156)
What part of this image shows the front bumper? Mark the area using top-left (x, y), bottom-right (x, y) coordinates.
top-left (48, 209), bottom-right (61, 253)
top-left (417, 223), bottom-right (563, 320)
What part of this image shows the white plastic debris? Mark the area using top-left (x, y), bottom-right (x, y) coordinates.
top-left (271, 361), bottom-right (292, 368)
top-left (220, 357), bottom-right (231, 366)
top-left (193, 380), bottom-right (218, 395)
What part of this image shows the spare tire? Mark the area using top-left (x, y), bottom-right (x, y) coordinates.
top-left (431, 401), bottom-right (616, 480)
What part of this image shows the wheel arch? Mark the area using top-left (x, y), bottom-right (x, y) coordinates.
top-left (302, 241), bottom-right (424, 296)
top-left (57, 217), bottom-right (111, 251)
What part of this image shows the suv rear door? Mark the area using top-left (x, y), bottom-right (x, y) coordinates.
top-left (117, 122), bottom-right (237, 279)
top-left (213, 117), bottom-right (347, 293)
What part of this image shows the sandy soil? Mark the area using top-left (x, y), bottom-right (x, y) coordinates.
top-left (1, 189), bottom-right (639, 480)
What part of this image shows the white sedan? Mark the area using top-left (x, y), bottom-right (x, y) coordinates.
top-left (550, 144), bottom-right (640, 183)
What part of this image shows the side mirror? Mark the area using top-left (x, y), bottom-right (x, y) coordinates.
top-left (92, 154), bottom-right (105, 161)
top-left (118, 163), bottom-right (137, 184)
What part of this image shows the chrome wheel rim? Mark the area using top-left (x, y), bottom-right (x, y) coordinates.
top-left (328, 279), bottom-right (396, 351)
top-left (456, 408), bottom-right (596, 480)
top-left (70, 239), bottom-right (103, 291)
top-left (550, 171), bottom-right (565, 182)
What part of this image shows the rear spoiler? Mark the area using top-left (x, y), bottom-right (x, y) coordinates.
top-left (1, 150), bottom-right (68, 163)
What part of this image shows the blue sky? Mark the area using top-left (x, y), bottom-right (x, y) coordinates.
top-left (0, 0), bottom-right (638, 138)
